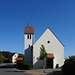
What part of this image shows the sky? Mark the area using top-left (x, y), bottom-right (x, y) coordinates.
top-left (0, 0), bottom-right (75, 58)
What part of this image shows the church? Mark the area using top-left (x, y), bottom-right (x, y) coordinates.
top-left (24, 26), bottom-right (64, 68)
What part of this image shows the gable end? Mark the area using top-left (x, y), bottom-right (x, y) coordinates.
top-left (33, 27), bottom-right (64, 47)
top-left (48, 27), bottom-right (64, 47)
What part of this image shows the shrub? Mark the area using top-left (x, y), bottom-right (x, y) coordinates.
top-left (15, 63), bottom-right (32, 70)
top-left (62, 63), bottom-right (75, 75)
top-left (65, 56), bottom-right (75, 64)
top-left (56, 64), bottom-right (59, 68)
top-left (3, 58), bottom-right (10, 63)
top-left (62, 56), bottom-right (75, 75)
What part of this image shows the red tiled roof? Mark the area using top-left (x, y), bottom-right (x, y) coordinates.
top-left (25, 26), bottom-right (34, 34)
top-left (16, 58), bottom-right (23, 60)
top-left (47, 54), bottom-right (54, 58)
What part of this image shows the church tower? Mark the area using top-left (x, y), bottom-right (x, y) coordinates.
top-left (24, 26), bottom-right (34, 64)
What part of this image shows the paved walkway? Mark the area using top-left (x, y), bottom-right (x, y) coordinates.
top-left (32, 69), bottom-right (61, 73)
top-left (9, 63), bottom-right (61, 75)
top-left (16, 68), bottom-right (61, 75)
top-left (0, 63), bottom-right (33, 75)
top-left (15, 69), bottom-right (47, 75)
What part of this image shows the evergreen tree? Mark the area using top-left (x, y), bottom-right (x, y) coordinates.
top-left (40, 45), bottom-right (47, 60)
top-left (39, 45), bottom-right (47, 72)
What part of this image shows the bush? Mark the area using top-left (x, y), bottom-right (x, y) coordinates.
top-left (15, 63), bottom-right (32, 70)
top-left (3, 58), bottom-right (10, 63)
top-left (65, 56), bottom-right (75, 64)
top-left (0, 53), bottom-right (2, 63)
top-left (62, 63), bottom-right (75, 75)
top-left (56, 64), bottom-right (59, 68)
top-left (62, 56), bottom-right (75, 75)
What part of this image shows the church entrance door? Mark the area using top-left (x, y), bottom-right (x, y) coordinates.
top-left (47, 58), bottom-right (53, 68)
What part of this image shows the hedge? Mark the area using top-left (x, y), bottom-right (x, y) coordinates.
top-left (62, 63), bottom-right (75, 75)
top-left (15, 63), bottom-right (32, 70)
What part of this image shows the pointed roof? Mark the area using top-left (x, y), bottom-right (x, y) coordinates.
top-left (16, 58), bottom-right (23, 61)
top-left (25, 26), bottom-right (34, 34)
top-left (48, 27), bottom-right (64, 46)
top-left (33, 27), bottom-right (64, 46)
top-left (11, 53), bottom-right (18, 56)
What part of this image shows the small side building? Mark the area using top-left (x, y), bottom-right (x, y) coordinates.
top-left (11, 53), bottom-right (19, 63)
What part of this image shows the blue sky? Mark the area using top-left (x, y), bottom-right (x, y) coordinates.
top-left (0, 0), bottom-right (75, 58)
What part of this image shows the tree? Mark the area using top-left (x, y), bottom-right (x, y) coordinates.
top-left (62, 56), bottom-right (75, 75)
top-left (0, 51), bottom-right (13, 63)
top-left (18, 54), bottom-right (24, 58)
top-left (18, 54), bottom-right (24, 63)
top-left (40, 45), bottom-right (47, 60)
top-left (39, 45), bottom-right (47, 72)
top-left (65, 56), bottom-right (75, 64)
top-left (1, 56), bottom-right (5, 63)
top-left (0, 53), bottom-right (2, 63)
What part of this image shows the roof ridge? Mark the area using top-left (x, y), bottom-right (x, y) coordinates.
top-left (33, 27), bottom-right (64, 47)
top-left (48, 27), bottom-right (64, 46)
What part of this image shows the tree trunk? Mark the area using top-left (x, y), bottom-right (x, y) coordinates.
top-left (43, 60), bottom-right (45, 73)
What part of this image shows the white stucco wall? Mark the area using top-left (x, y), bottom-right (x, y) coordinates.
top-left (12, 53), bottom-right (18, 63)
top-left (25, 34), bottom-right (34, 50)
top-left (24, 34), bottom-right (34, 64)
top-left (33, 28), bottom-right (64, 68)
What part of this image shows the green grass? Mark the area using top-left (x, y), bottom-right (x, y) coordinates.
top-left (56, 67), bottom-right (61, 69)
top-left (31, 68), bottom-right (40, 70)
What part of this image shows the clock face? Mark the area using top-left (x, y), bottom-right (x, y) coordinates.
top-left (47, 41), bottom-right (50, 43)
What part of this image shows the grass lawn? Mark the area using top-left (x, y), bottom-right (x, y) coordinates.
top-left (31, 68), bottom-right (40, 70)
